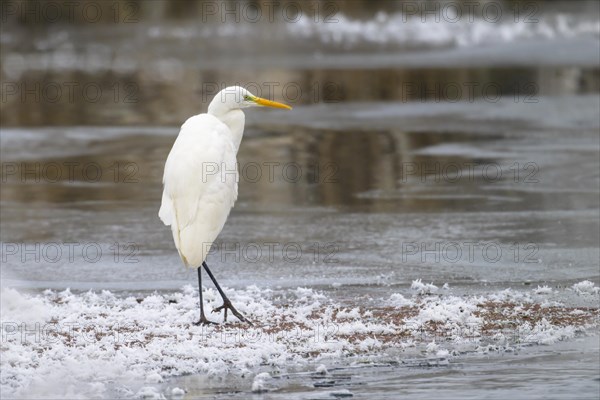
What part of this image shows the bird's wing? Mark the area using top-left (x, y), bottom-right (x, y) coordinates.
top-left (158, 114), bottom-right (238, 266)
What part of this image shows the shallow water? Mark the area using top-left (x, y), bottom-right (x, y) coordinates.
top-left (167, 336), bottom-right (600, 400)
top-left (2, 96), bottom-right (599, 295)
top-left (1, 1), bottom-right (599, 398)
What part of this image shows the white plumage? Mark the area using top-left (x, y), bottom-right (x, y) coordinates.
top-left (159, 86), bottom-right (291, 269)
top-left (159, 114), bottom-right (238, 267)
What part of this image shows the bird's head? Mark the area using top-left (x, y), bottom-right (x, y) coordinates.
top-left (209, 86), bottom-right (292, 114)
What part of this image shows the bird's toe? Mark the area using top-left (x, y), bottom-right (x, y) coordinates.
top-left (194, 317), bottom-right (218, 326)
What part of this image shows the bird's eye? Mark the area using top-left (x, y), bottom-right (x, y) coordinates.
top-left (243, 95), bottom-right (250, 101)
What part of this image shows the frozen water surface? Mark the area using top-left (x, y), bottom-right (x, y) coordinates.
top-left (1, 2), bottom-right (599, 399)
top-left (2, 92), bottom-right (598, 398)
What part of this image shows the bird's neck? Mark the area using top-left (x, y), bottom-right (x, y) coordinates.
top-left (207, 106), bottom-right (245, 153)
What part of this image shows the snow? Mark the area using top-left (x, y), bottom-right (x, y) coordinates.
top-left (336, 308), bottom-right (362, 320)
top-left (534, 285), bottom-right (553, 295)
top-left (135, 386), bottom-right (165, 399)
top-left (1, 284), bottom-right (597, 398)
top-left (408, 295), bottom-right (481, 327)
top-left (251, 372), bottom-right (272, 393)
top-left (287, 10), bottom-right (600, 49)
top-left (315, 364), bottom-right (328, 375)
top-left (425, 341), bottom-right (439, 354)
top-left (572, 280), bottom-right (600, 295)
top-left (388, 293), bottom-right (412, 307)
top-left (410, 279), bottom-right (439, 295)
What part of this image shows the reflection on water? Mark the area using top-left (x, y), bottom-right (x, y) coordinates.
top-left (3, 91), bottom-right (598, 295)
top-left (0, 126), bottom-right (534, 211)
top-left (2, 67), bottom-right (599, 126)
top-left (1, 117), bottom-right (599, 216)
top-left (2, 0), bottom-right (599, 129)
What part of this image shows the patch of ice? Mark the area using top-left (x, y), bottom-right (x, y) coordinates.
top-left (287, 10), bottom-right (600, 49)
top-left (411, 279), bottom-right (438, 295)
top-left (388, 293), bottom-right (413, 307)
top-left (357, 337), bottom-right (382, 352)
top-left (251, 372), bottom-right (272, 393)
top-left (1, 285), bottom-right (596, 398)
top-left (1, 287), bottom-right (49, 324)
top-left (408, 296), bottom-right (481, 332)
top-left (488, 288), bottom-right (532, 303)
top-left (135, 386), bottom-right (165, 400)
top-left (336, 308), bottom-right (362, 320)
top-left (517, 319), bottom-right (577, 345)
top-left (572, 280), bottom-right (600, 295)
top-left (436, 349), bottom-right (450, 358)
top-left (144, 373), bottom-right (163, 384)
top-left (323, 388), bottom-right (354, 398)
top-left (425, 342), bottom-right (439, 354)
top-left (315, 364), bottom-right (328, 375)
top-left (533, 285), bottom-right (553, 295)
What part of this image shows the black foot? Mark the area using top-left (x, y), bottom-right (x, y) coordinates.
top-left (194, 315), bottom-right (218, 326)
top-left (212, 300), bottom-right (253, 325)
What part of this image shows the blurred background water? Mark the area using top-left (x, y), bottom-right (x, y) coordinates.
top-left (1, 0), bottom-right (599, 398)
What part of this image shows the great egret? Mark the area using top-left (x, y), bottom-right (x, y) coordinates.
top-left (159, 86), bottom-right (292, 325)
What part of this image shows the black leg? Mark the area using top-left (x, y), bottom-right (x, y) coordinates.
top-left (202, 261), bottom-right (252, 325)
top-left (193, 266), bottom-right (216, 326)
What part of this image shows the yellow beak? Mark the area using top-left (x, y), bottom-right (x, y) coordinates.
top-left (253, 97), bottom-right (292, 110)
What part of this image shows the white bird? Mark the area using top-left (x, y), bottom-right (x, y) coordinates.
top-left (159, 86), bottom-right (291, 325)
